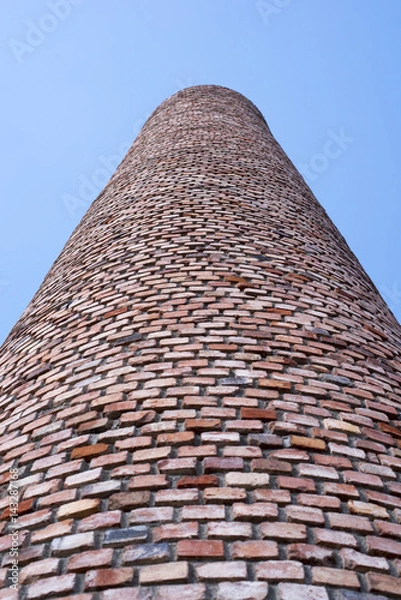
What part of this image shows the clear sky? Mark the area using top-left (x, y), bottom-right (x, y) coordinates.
top-left (0, 0), bottom-right (400, 345)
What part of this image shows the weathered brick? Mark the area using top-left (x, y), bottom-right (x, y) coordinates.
top-left (67, 549), bottom-right (114, 572)
top-left (196, 561), bottom-right (247, 581)
top-left (216, 582), bottom-right (268, 600)
top-left (182, 504), bottom-right (225, 520)
top-left (108, 491), bottom-right (150, 510)
top-left (261, 522), bottom-right (307, 541)
top-left (26, 574), bottom-right (77, 599)
top-left (58, 499), bottom-right (100, 520)
top-left (365, 572), bottom-right (401, 596)
top-left (278, 583), bottom-right (329, 600)
top-left (177, 539), bottom-right (224, 558)
top-left (139, 561), bottom-right (189, 584)
top-left (311, 567), bottom-right (359, 589)
top-left (207, 521), bottom-right (252, 539)
top-left (122, 542), bottom-right (170, 564)
top-left (153, 521), bottom-right (198, 542)
top-left (314, 528), bottom-right (358, 548)
top-left (232, 540), bottom-right (278, 559)
top-left (232, 502), bottom-right (278, 521)
top-left (51, 532), bottom-right (95, 556)
top-left (204, 487), bottom-right (247, 503)
top-left (340, 548), bottom-right (389, 572)
top-left (103, 526), bottom-right (148, 546)
top-left (286, 505), bottom-right (324, 525)
top-left (84, 567), bottom-right (134, 589)
top-left (20, 558), bottom-right (60, 584)
top-left (366, 535), bottom-right (401, 557)
top-left (288, 544), bottom-right (335, 565)
top-left (255, 560), bottom-right (304, 581)
top-left (78, 510), bottom-right (121, 532)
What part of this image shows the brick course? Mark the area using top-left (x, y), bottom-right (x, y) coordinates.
top-left (0, 85), bottom-right (401, 598)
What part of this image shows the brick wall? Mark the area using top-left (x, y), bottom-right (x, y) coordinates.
top-left (0, 85), bottom-right (400, 599)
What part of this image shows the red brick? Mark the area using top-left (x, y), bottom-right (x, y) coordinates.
top-left (288, 544), bottom-right (335, 565)
top-left (108, 491), bottom-right (150, 510)
top-left (328, 512), bottom-right (373, 533)
top-left (343, 470), bottom-right (383, 489)
top-left (128, 474), bottom-right (168, 490)
top-left (254, 489), bottom-right (291, 504)
top-left (182, 504), bottom-right (225, 520)
top-left (26, 574), bottom-right (76, 599)
top-left (31, 519), bottom-right (74, 543)
top-left (185, 418), bottom-right (221, 430)
top-left (67, 549), bottom-right (114, 572)
top-left (216, 582), bottom-right (268, 600)
top-left (323, 482), bottom-right (359, 499)
top-left (20, 558), bottom-right (60, 584)
top-left (177, 539), bottom-right (224, 558)
top-left (252, 458), bottom-right (292, 474)
top-left (78, 510), bottom-right (121, 532)
top-left (261, 522), bottom-right (307, 541)
top-left (204, 487), bottom-right (247, 502)
top-left (226, 472), bottom-right (270, 488)
top-left (155, 584), bottom-right (206, 600)
top-left (288, 436), bottom-right (326, 451)
top-left (153, 522), bottom-right (198, 542)
top-left (298, 493), bottom-right (340, 510)
top-left (232, 502), bottom-right (278, 521)
top-left (347, 500), bottom-right (389, 519)
top-left (286, 505), bottom-right (324, 525)
top-left (139, 562), bottom-right (189, 584)
top-left (366, 535), bottom-right (401, 557)
top-left (241, 407), bottom-right (276, 420)
top-left (71, 443), bottom-right (108, 460)
top-left (155, 489), bottom-right (198, 505)
top-left (340, 548), bottom-right (389, 572)
top-left (278, 583), bottom-right (329, 600)
top-left (157, 457), bottom-right (197, 474)
top-left (314, 528), bottom-right (358, 548)
top-left (311, 567), bottom-right (359, 588)
top-left (132, 447), bottom-right (171, 462)
top-left (278, 476), bottom-right (316, 493)
top-left (374, 519), bottom-right (401, 537)
top-left (84, 567), bottom-right (134, 589)
top-left (366, 572), bottom-right (401, 596)
top-left (204, 457), bottom-right (244, 471)
top-left (232, 540), bottom-right (278, 559)
top-left (255, 560), bottom-right (304, 581)
top-left (196, 561), bottom-right (246, 581)
top-left (51, 532), bottom-right (95, 555)
top-left (177, 475), bottom-right (219, 488)
top-left (58, 499), bottom-right (100, 520)
top-left (130, 507), bottom-right (173, 524)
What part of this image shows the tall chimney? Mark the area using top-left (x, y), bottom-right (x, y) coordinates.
top-left (1, 86), bottom-right (401, 600)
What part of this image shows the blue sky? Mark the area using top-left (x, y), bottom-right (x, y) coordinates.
top-left (0, 0), bottom-right (400, 344)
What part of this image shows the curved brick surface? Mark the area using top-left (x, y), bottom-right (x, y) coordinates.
top-left (1, 85), bottom-right (401, 599)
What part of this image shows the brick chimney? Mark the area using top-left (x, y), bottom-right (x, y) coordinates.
top-left (1, 86), bottom-right (401, 600)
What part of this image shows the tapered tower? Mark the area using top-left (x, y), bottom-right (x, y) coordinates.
top-left (1, 86), bottom-right (401, 600)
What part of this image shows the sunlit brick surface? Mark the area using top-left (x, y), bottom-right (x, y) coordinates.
top-left (1, 85), bottom-right (401, 599)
